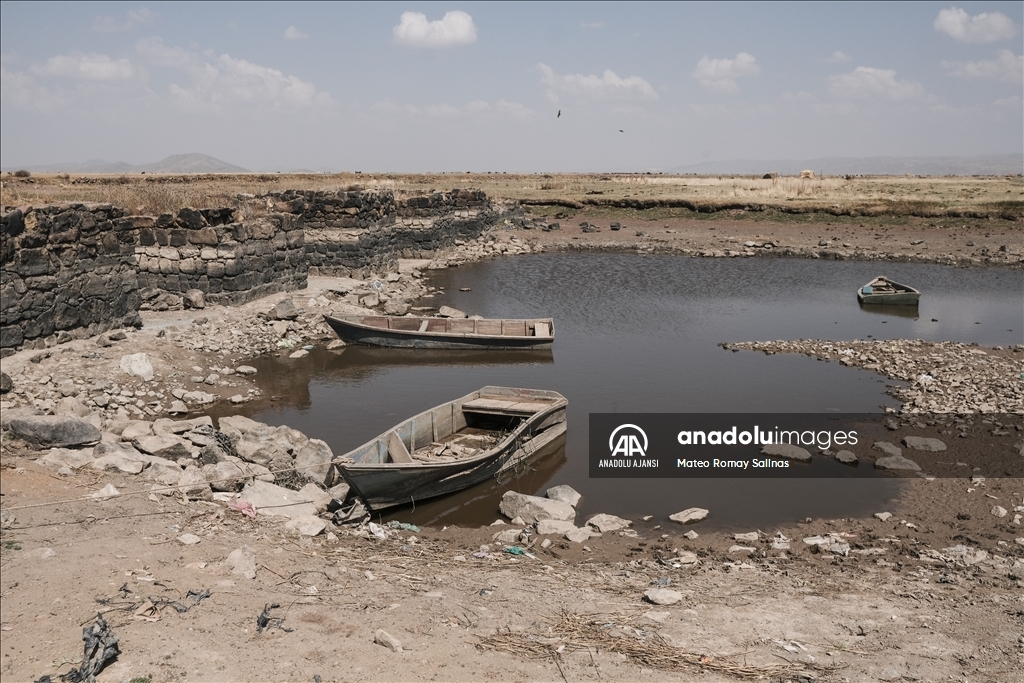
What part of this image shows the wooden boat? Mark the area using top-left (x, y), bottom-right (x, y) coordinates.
top-left (323, 314), bottom-right (554, 349)
top-left (334, 386), bottom-right (567, 511)
top-left (857, 276), bottom-right (920, 305)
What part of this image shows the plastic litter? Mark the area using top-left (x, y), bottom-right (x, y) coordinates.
top-left (503, 546), bottom-right (526, 555)
top-left (56, 614), bottom-right (119, 683)
top-left (387, 521), bottom-right (420, 533)
top-left (256, 603), bottom-right (292, 633)
top-left (367, 522), bottom-right (388, 540)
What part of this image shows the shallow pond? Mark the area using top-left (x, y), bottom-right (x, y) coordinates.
top-left (245, 255), bottom-right (1023, 528)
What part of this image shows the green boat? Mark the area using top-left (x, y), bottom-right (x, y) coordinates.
top-left (857, 276), bottom-right (920, 306)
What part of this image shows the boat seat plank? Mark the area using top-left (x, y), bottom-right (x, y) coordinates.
top-left (418, 320), bottom-right (429, 333)
top-left (387, 432), bottom-right (414, 463)
top-left (534, 322), bottom-right (550, 338)
top-left (462, 398), bottom-right (554, 415)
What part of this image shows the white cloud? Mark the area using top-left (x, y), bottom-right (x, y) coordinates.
top-left (942, 49), bottom-right (1023, 83)
top-left (31, 52), bottom-right (135, 81)
top-left (828, 66), bottom-right (930, 101)
top-left (580, 21), bottom-right (604, 29)
top-left (692, 52), bottom-right (760, 93)
top-left (539, 63), bottom-right (658, 102)
top-left (933, 7), bottom-right (1018, 43)
top-left (828, 50), bottom-right (851, 63)
top-left (373, 98), bottom-right (535, 118)
top-left (136, 38), bottom-right (332, 111)
top-left (284, 26), bottom-right (308, 41)
top-left (392, 11), bottom-right (477, 48)
top-left (92, 8), bottom-right (156, 33)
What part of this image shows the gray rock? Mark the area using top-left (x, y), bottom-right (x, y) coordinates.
top-left (183, 391), bottom-right (215, 405)
top-left (835, 449), bottom-right (858, 464)
top-left (492, 528), bottom-right (524, 544)
top-left (438, 305), bottom-right (467, 318)
top-left (177, 533), bottom-right (201, 545)
top-left (8, 415), bottom-right (101, 448)
top-left (734, 532), bottom-right (759, 542)
top-left (991, 506), bottom-right (1008, 518)
top-left (643, 588), bottom-right (683, 605)
top-left (90, 449), bottom-right (147, 474)
top-left (0, 371), bottom-right (12, 394)
top-left (535, 519), bottom-right (578, 535)
top-left (271, 298), bottom-right (299, 320)
top-left (271, 321), bottom-right (290, 338)
top-left (40, 447), bottom-right (95, 469)
top-left (121, 420), bottom-right (154, 440)
top-left (683, 530), bottom-right (699, 540)
top-left (874, 511), bottom-right (893, 521)
top-left (119, 353), bottom-right (154, 381)
top-left (133, 434), bottom-right (191, 460)
top-left (168, 400), bottom-right (189, 415)
top-left (239, 480), bottom-right (317, 518)
top-left (760, 443), bottom-right (812, 462)
top-left (297, 483), bottom-right (333, 513)
top-left (201, 461), bottom-right (247, 492)
top-left (565, 527), bottom-right (595, 543)
top-left (178, 465), bottom-right (213, 500)
top-left (874, 455), bottom-right (921, 471)
top-left (1, 407), bottom-right (42, 431)
top-left (54, 397), bottom-right (90, 418)
top-left (288, 349), bottom-right (309, 359)
top-left (873, 441), bottom-right (902, 457)
top-left (586, 513), bottom-right (632, 532)
top-left (147, 460), bottom-right (185, 488)
top-left (902, 436), bottom-right (946, 452)
top-left (545, 484), bottom-right (581, 507)
top-left (235, 365), bottom-right (258, 376)
top-left (728, 545), bottom-right (756, 554)
top-left (375, 629), bottom-right (403, 652)
top-left (285, 515), bottom-right (327, 537)
top-left (669, 508), bottom-right (709, 524)
top-left (499, 490), bottom-right (575, 524)
top-left (226, 545), bottom-right (257, 579)
top-left (383, 299), bottom-right (411, 316)
top-left (183, 289), bottom-right (206, 309)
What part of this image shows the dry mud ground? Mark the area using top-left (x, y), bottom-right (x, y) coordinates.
top-left (1, 216), bottom-right (1023, 683)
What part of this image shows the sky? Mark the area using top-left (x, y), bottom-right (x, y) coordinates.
top-left (1, 1), bottom-right (1022, 172)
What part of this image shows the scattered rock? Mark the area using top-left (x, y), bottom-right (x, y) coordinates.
top-left (236, 365), bottom-right (258, 375)
top-left (285, 515), bottom-right (327, 536)
top-left (586, 513), bottom-right (632, 532)
top-left (119, 353), bottom-right (154, 381)
top-left (374, 629), bottom-right (403, 652)
top-left (8, 415), bottom-right (101, 448)
top-left (991, 506), bottom-right (1008, 518)
top-left (492, 528), bottom-right (524, 544)
top-left (643, 588), bottom-right (683, 605)
top-left (326, 340), bottom-right (347, 350)
top-left (178, 465), bottom-right (213, 500)
top-left (873, 441), bottom-right (902, 457)
top-left (734, 532), bottom-right (759, 542)
top-left (683, 530), bottom-right (699, 540)
top-left (565, 527), bottom-right (595, 543)
top-left (499, 491), bottom-right (575, 524)
top-left (874, 455), bottom-right (921, 471)
top-left (239, 480), bottom-right (317, 518)
top-left (438, 305), bottom-right (467, 318)
top-left (134, 434), bottom-right (191, 460)
top-left (835, 450), bottom-right (858, 464)
top-left (874, 512), bottom-right (893, 521)
top-left (91, 483), bottom-right (120, 500)
top-left (669, 508), bottom-right (709, 524)
top-left (271, 298), bottom-right (299, 320)
top-left (0, 372), bottom-right (12, 394)
top-left (536, 519), bottom-right (578, 535)
top-left (760, 443), bottom-right (812, 462)
top-left (545, 484), bottom-right (581, 507)
top-left (728, 545), bottom-right (756, 554)
top-left (902, 436), bottom-right (946, 452)
top-left (226, 545), bottom-right (257, 579)
top-left (177, 533), bottom-right (201, 545)
top-left (183, 289), bottom-right (206, 309)
top-left (297, 483), bottom-right (333, 512)
top-left (40, 447), bottom-right (95, 470)
top-left (288, 349), bottom-right (309, 359)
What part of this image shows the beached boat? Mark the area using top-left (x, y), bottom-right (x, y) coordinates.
top-left (334, 386), bottom-right (567, 511)
top-left (857, 276), bottom-right (920, 305)
top-left (323, 314), bottom-right (554, 349)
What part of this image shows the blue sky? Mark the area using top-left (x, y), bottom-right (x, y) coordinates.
top-left (1, 2), bottom-right (1021, 171)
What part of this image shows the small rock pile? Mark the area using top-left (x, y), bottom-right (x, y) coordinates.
top-left (724, 339), bottom-right (1024, 413)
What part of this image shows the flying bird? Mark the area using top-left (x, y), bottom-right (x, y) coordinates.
top-left (557, 110), bottom-right (561, 118)
top-left (619, 129), bottom-right (624, 133)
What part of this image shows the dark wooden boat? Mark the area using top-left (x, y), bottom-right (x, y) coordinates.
top-left (323, 314), bottom-right (554, 349)
top-left (857, 276), bottom-right (920, 305)
top-left (334, 386), bottom-right (567, 511)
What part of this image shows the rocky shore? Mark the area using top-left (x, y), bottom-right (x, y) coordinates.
top-left (2, 220), bottom-right (1023, 682)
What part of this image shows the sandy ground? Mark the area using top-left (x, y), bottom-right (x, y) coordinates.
top-left (2, 217), bottom-right (1023, 683)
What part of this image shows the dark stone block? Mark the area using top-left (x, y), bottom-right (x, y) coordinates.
top-left (155, 213), bottom-right (174, 228)
top-left (0, 324), bottom-right (24, 348)
top-left (176, 207), bottom-right (205, 230)
top-left (18, 231), bottom-right (48, 249)
top-left (188, 227), bottom-right (218, 245)
top-left (153, 228), bottom-right (169, 246)
top-left (17, 248), bottom-right (52, 276)
top-left (2, 209), bottom-right (24, 237)
top-left (169, 229), bottom-right (188, 247)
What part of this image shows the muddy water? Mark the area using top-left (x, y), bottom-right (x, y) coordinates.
top-left (247, 255), bottom-right (1023, 528)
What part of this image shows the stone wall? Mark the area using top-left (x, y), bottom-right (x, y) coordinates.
top-left (272, 188), bottom-right (500, 275)
top-left (1, 204), bottom-right (141, 352)
top-left (134, 207), bottom-right (306, 306)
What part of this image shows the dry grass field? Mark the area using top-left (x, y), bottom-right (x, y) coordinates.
top-left (2, 171), bottom-right (1021, 220)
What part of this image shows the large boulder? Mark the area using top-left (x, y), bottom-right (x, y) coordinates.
top-left (40, 447), bottom-right (95, 470)
top-left (294, 439), bottom-right (333, 485)
top-left (239, 480), bottom-right (317, 518)
top-left (586, 513), bottom-right (632, 532)
top-left (669, 508), bottom-right (709, 524)
top-left (90, 442), bottom-right (149, 474)
top-left (874, 455), bottom-right (921, 472)
top-left (8, 415), bottom-right (101, 449)
top-left (133, 434), bottom-right (192, 460)
top-left (499, 491), bottom-right (575, 524)
top-left (177, 465), bottom-right (213, 500)
top-left (902, 436), bottom-right (946, 452)
top-left (545, 485), bottom-right (581, 507)
top-left (201, 461), bottom-right (248, 492)
top-left (535, 519), bottom-right (578, 535)
top-left (183, 289), bottom-right (206, 310)
top-left (271, 298), bottom-right (299, 320)
top-left (0, 371), bottom-right (12, 394)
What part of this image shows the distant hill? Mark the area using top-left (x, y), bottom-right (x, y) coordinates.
top-left (11, 153), bottom-right (248, 174)
top-left (670, 154), bottom-right (1023, 176)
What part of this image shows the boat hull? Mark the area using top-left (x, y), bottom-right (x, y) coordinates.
top-left (324, 314), bottom-right (554, 349)
top-left (335, 386), bottom-right (568, 511)
top-left (857, 277), bottom-right (920, 306)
